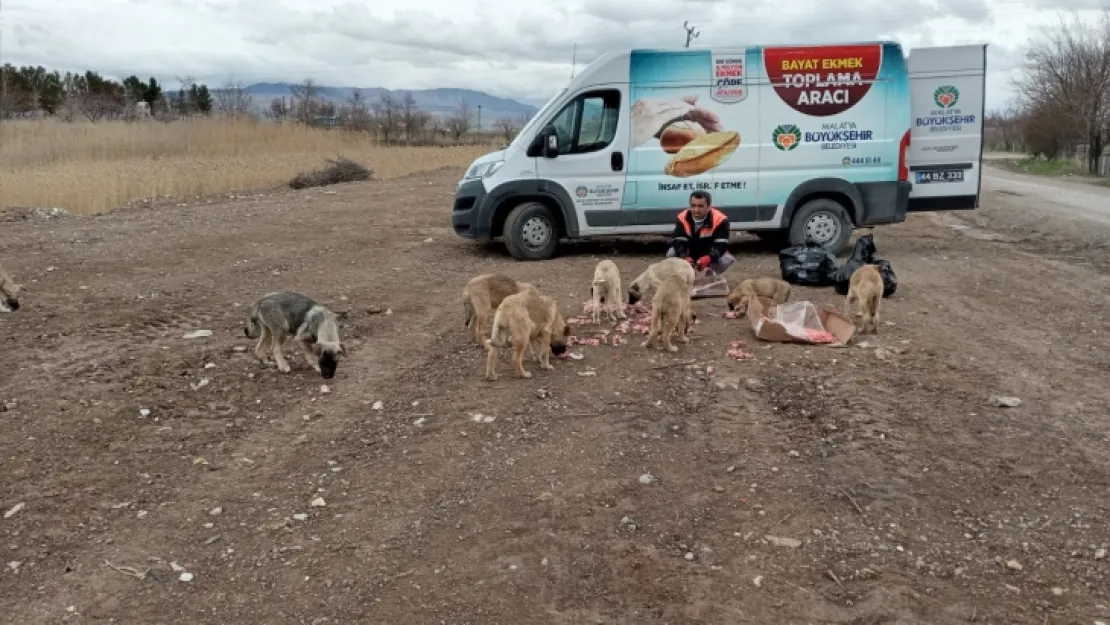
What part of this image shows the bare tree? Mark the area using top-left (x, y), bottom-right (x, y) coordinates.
top-left (341, 89), bottom-right (373, 132)
top-left (290, 79), bottom-right (322, 125)
top-left (372, 92), bottom-right (401, 145)
top-left (216, 80), bottom-right (255, 117)
top-left (445, 99), bottom-right (473, 142)
top-left (267, 97), bottom-right (290, 121)
top-left (1014, 10), bottom-right (1110, 171)
top-left (398, 91), bottom-right (420, 144)
top-left (494, 116), bottom-right (520, 142)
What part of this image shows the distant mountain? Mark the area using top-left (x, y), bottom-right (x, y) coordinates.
top-left (245, 83), bottom-right (539, 121)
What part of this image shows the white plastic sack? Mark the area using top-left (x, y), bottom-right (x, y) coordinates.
top-left (690, 269), bottom-right (729, 299)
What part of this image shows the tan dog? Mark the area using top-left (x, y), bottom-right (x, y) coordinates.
top-left (641, 275), bottom-right (697, 352)
top-left (0, 265), bottom-right (22, 313)
top-left (627, 257), bottom-right (696, 306)
top-left (726, 277), bottom-right (792, 313)
top-left (590, 259), bottom-right (626, 324)
top-left (462, 273), bottom-right (539, 344)
top-left (484, 290), bottom-right (570, 380)
top-left (846, 264), bottom-right (883, 334)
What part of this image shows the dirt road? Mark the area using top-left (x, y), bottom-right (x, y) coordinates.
top-left (1, 168), bottom-right (1108, 624)
top-left (982, 163), bottom-right (1110, 226)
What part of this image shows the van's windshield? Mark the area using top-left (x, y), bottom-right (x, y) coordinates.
top-left (510, 88), bottom-right (567, 151)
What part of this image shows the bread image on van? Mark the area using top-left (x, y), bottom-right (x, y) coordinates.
top-left (663, 130), bottom-right (741, 177)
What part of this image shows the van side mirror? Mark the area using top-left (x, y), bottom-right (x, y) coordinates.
top-left (526, 125), bottom-right (560, 158)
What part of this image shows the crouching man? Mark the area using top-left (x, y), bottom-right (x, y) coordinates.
top-left (665, 190), bottom-right (735, 274)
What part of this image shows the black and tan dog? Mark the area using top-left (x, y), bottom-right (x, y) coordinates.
top-left (484, 290), bottom-right (570, 381)
top-left (462, 273), bottom-right (539, 344)
top-left (627, 257), bottom-right (695, 306)
top-left (245, 291), bottom-right (346, 378)
top-left (641, 275), bottom-right (697, 352)
top-left (0, 265), bottom-right (22, 313)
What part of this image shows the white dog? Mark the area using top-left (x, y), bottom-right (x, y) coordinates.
top-left (589, 259), bottom-right (626, 324)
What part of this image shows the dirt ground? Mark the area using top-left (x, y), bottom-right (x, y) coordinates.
top-left (1, 167), bottom-right (1108, 625)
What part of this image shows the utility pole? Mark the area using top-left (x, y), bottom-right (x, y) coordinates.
top-left (476, 104), bottom-right (482, 132)
top-left (571, 43), bottom-right (578, 79)
top-left (683, 21), bottom-right (700, 48)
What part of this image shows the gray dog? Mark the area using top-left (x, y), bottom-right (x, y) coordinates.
top-left (244, 291), bottom-right (346, 379)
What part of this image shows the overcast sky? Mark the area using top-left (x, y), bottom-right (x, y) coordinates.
top-left (2, 0), bottom-right (1107, 110)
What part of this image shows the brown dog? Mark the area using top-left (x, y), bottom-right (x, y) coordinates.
top-left (484, 290), bottom-right (570, 380)
top-left (726, 277), bottom-right (791, 313)
top-left (0, 265), bottom-right (22, 313)
top-left (846, 264), bottom-right (883, 334)
top-left (462, 273), bottom-right (539, 344)
top-left (641, 275), bottom-right (697, 352)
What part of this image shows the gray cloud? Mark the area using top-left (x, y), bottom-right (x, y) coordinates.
top-left (3, 0), bottom-right (1101, 110)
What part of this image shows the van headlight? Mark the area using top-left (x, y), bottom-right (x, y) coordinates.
top-left (464, 160), bottom-right (505, 180)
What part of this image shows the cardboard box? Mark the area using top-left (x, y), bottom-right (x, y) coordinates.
top-left (744, 297), bottom-right (856, 346)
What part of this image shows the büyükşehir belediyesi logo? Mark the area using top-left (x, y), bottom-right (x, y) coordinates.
top-left (772, 124), bottom-right (802, 151)
top-left (933, 85), bottom-right (959, 109)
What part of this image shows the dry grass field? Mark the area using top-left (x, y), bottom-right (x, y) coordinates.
top-left (0, 118), bottom-right (498, 214)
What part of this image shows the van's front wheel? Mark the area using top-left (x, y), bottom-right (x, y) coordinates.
top-left (503, 202), bottom-right (559, 261)
top-left (789, 198), bottom-right (853, 255)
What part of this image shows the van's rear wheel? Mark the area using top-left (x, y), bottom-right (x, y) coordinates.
top-left (503, 201), bottom-right (559, 261)
top-left (789, 198), bottom-right (853, 255)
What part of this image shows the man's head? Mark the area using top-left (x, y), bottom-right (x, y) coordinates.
top-left (689, 191), bottom-right (711, 220)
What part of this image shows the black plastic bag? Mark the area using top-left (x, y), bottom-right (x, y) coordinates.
top-left (833, 234), bottom-right (877, 295)
top-left (779, 242), bottom-right (838, 287)
top-left (874, 259), bottom-right (898, 298)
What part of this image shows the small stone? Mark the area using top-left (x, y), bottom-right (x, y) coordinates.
top-left (990, 395), bottom-right (1022, 408)
top-left (371, 401), bottom-right (384, 411)
top-left (292, 513), bottom-right (308, 522)
top-left (726, 466), bottom-right (736, 472)
top-left (3, 503), bottom-right (25, 519)
top-left (752, 575), bottom-right (763, 587)
top-left (232, 345), bottom-right (247, 353)
top-left (310, 497), bottom-right (326, 508)
top-left (413, 417), bottom-right (426, 426)
top-left (182, 329), bottom-right (213, 339)
top-left (1051, 587), bottom-right (1064, 596)
top-left (1095, 548), bottom-right (1106, 560)
top-left (7, 561), bottom-right (21, 570)
top-left (744, 378), bottom-right (763, 390)
top-left (139, 408), bottom-right (151, 418)
top-left (638, 473), bottom-right (656, 485)
top-left (423, 237), bottom-right (434, 243)
top-left (179, 572), bottom-right (194, 582)
top-left (204, 362), bottom-right (217, 369)
top-left (1006, 559), bottom-right (1023, 571)
top-left (765, 535), bottom-right (802, 548)
top-left (204, 535), bottom-right (221, 545)
top-left (787, 450), bottom-right (800, 457)
top-left (684, 552), bottom-right (695, 561)
top-left (208, 507), bottom-right (222, 516)
top-left (320, 385), bottom-right (331, 395)
top-left (713, 486), bottom-right (725, 493)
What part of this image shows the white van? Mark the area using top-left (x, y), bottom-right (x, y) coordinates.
top-left (452, 41), bottom-right (986, 260)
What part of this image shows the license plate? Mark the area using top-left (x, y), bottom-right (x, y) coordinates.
top-left (915, 169), bottom-right (964, 184)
